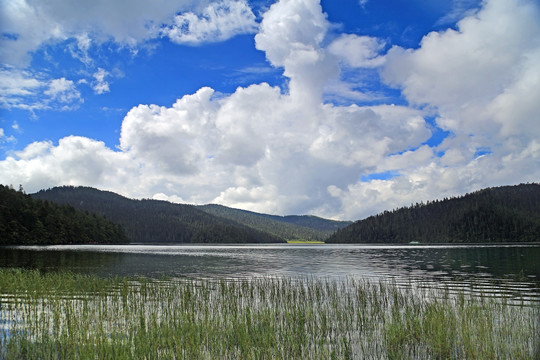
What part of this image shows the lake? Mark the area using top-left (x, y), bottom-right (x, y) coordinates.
top-left (1, 243), bottom-right (539, 303)
top-left (2, 243), bottom-right (540, 358)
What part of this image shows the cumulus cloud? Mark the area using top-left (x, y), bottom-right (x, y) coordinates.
top-left (0, 137), bottom-right (131, 193)
top-left (367, 0), bottom-right (540, 218)
top-left (1, 80), bottom-right (432, 218)
top-left (163, 0), bottom-right (258, 44)
top-left (382, 0), bottom-right (540, 156)
top-left (1, 0), bottom-right (539, 221)
top-left (383, 0), bottom-right (540, 133)
top-left (119, 87), bottom-right (219, 175)
top-left (255, 0), bottom-right (385, 104)
top-left (255, 0), bottom-right (338, 101)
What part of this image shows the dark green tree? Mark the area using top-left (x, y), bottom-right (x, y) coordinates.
top-left (0, 184), bottom-right (129, 245)
top-left (327, 183), bottom-right (540, 244)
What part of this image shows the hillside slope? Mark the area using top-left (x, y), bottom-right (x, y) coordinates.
top-left (1, 185), bottom-right (128, 245)
top-left (326, 183), bottom-right (540, 244)
top-left (198, 204), bottom-right (351, 241)
top-left (32, 186), bottom-right (284, 244)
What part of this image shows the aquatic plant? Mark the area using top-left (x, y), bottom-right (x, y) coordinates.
top-left (1, 269), bottom-right (538, 359)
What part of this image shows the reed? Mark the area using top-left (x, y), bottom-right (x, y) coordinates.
top-left (1, 269), bottom-right (538, 359)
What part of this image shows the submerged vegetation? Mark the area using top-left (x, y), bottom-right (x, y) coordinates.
top-left (1, 269), bottom-right (538, 359)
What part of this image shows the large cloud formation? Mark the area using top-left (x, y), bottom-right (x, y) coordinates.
top-left (1, 0), bottom-right (539, 220)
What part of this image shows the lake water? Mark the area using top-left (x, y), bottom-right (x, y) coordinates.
top-left (1, 243), bottom-right (539, 302)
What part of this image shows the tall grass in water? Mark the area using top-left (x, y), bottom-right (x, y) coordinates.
top-left (1, 269), bottom-right (538, 359)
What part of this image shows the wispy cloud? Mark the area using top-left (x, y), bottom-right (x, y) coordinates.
top-left (0, 128), bottom-right (16, 144)
top-left (0, 67), bottom-right (81, 111)
top-left (436, 0), bottom-right (480, 26)
top-left (92, 68), bottom-right (110, 95)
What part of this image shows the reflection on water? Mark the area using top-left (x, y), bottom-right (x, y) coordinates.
top-left (1, 244), bottom-right (539, 301)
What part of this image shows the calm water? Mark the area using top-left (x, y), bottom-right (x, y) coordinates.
top-left (1, 243), bottom-right (539, 302)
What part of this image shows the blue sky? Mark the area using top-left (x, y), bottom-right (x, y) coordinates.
top-left (1, 0), bottom-right (539, 220)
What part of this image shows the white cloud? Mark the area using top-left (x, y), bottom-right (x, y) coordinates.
top-left (1, 77), bottom-right (432, 218)
top-left (328, 34), bottom-right (385, 68)
top-left (0, 0), bottom-right (65, 66)
top-left (152, 193), bottom-right (186, 203)
top-left (255, 0), bottom-right (387, 105)
top-left (0, 136), bottom-right (140, 197)
top-left (0, 0), bottom-right (191, 66)
top-left (308, 104), bottom-right (430, 168)
top-left (358, 0), bottom-right (369, 8)
top-left (436, 0), bottom-right (480, 26)
top-left (349, 0), bottom-right (540, 220)
top-left (119, 86), bottom-right (219, 175)
top-left (0, 67), bottom-right (40, 111)
top-left (69, 33), bottom-right (93, 65)
top-left (1, 0), bottom-right (539, 221)
top-left (0, 128), bottom-right (16, 144)
top-left (44, 78), bottom-right (81, 103)
top-left (255, 0), bottom-right (328, 67)
top-left (0, 68), bottom-right (81, 111)
top-left (382, 0), bottom-right (540, 156)
top-left (92, 68), bottom-right (110, 95)
top-left (0, 0), bottom-right (258, 68)
top-left (383, 0), bottom-right (540, 130)
top-left (163, 0), bottom-right (258, 44)
top-left (255, 0), bottom-right (338, 102)
top-left (0, 0), bottom-right (259, 113)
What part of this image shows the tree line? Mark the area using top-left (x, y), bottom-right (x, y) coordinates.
top-left (0, 185), bottom-right (129, 245)
top-left (326, 183), bottom-right (540, 244)
top-left (32, 186), bottom-right (284, 244)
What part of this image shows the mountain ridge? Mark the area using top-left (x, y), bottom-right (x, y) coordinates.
top-left (32, 186), bottom-right (284, 244)
top-left (198, 204), bottom-right (351, 242)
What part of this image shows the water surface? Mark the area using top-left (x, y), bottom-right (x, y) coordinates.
top-left (2, 243), bottom-right (539, 302)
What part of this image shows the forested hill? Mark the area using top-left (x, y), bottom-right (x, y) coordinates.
top-left (198, 204), bottom-right (351, 242)
top-left (32, 186), bottom-right (284, 244)
top-left (0, 185), bottom-right (129, 245)
top-left (326, 183), bottom-right (540, 244)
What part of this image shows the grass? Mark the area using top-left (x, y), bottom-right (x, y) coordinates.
top-left (286, 240), bottom-right (325, 244)
top-left (1, 269), bottom-right (539, 359)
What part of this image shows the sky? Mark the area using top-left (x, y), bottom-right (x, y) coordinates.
top-left (1, 0), bottom-right (539, 221)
